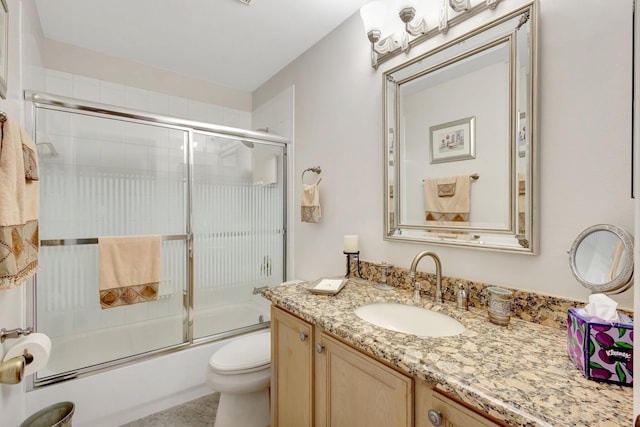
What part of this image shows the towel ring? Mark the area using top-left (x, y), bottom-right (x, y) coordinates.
top-left (302, 166), bottom-right (322, 183)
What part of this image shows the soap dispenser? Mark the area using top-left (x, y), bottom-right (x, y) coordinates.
top-left (456, 283), bottom-right (468, 311)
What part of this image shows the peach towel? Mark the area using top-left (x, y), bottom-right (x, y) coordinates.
top-left (301, 181), bottom-right (322, 223)
top-left (98, 235), bottom-right (161, 309)
top-left (423, 175), bottom-right (470, 225)
top-left (0, 118), bottom-right (40, 290)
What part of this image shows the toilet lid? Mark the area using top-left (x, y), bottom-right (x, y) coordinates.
top-left (209, 332), bottom-right (271, 373)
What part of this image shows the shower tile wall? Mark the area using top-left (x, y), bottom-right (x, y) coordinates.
top-left (253, 85), bottom-right (294, 139)
top-left (44, 69), bottom-right (252, 128)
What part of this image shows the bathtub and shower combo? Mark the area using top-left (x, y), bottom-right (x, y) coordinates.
top-left (24, 92), bottom-right (288, 423)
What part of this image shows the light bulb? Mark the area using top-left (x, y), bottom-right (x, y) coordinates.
top-left (360, 1), bottom-right (387, 38)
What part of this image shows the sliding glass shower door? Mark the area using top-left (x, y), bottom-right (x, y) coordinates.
top-left (192, 132), bottom-right (285, 339)
top-left (35, 108), bottom-right (190, 381)
top-left (30, 93), bottom-right (288, 385)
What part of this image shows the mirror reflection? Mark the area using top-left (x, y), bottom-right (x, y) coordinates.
top-left (384, 5), bottom-right (535, 253)
top-left (400, 38), bottom-right (511, 230)
top-left (569, 224), bottom-right (634, 294)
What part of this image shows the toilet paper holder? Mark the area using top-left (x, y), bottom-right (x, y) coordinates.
top-left (0, 327), bottom-right (35, 385)
top-left (0, 326), bottom-right (33, 342)
top-left (0, 350), bottom-right (32, 384)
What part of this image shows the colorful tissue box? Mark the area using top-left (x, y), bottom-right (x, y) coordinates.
top-left (567, 308), bottom-right (633, 386)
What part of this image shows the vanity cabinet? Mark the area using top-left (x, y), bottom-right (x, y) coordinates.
top-left (271, 306), bottom-right (314, 427)
top-left (315, 331), bottom-right (413, 427)
top-left (271, 306), bottom-right (499, 427)
top-left (271, 306), bottom-right (412, 427)
top-left (415, 380), bottom-right (504, 427)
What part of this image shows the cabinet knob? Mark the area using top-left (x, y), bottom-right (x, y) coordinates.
top-left (427, 409), bottom-right (443, 426)
top-left (299, 332), bottom-right (308, 341)
top-left (315, 343), bottom-right (325, 353)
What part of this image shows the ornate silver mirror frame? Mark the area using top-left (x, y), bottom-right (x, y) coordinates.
top-left (383, 3), bottom-right (537, 253)
top-left (568, 224), bottom-right (634, 294)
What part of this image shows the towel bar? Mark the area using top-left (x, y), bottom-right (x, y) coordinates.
top-left (40, 234), bottom-right (188, 247)
top-left (422, 174), bottom-right (479, 182)
top-left (0, 327), bottom-right (33, 343)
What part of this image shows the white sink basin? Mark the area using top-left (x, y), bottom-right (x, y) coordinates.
top-left (355, 303), bottom-right (465, 337)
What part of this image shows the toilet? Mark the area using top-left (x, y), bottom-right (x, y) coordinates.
top-left (206, 331), bottom-right (271, 427)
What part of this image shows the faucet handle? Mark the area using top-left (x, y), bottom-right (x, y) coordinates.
top-left (413, 279), bottom-right (421, 301)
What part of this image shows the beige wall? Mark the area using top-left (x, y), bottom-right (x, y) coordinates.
top-left (254, 0), bottom-right (635, 310)
top-left (42, 39), bottom-right (252, 112)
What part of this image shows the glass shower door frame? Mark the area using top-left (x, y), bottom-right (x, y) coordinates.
top-left (24, 91), bottom-right (289, 388)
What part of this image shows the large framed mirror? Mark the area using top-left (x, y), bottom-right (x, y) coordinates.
top-left (383, 3), bottom-right (537, 253)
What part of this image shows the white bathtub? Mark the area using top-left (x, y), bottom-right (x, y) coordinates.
top-left (27, 301), bottom-right (270, 426)
top-left (40, 300), bottom-right (270, 378)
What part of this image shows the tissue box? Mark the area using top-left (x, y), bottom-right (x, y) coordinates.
top-left (567, 308), bottom-right (633, 386)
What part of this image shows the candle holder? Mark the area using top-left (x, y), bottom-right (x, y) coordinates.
top-left (344, 251), bottom-right (363, 278)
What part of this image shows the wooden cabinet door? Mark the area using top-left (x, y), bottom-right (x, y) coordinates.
top-left (415, 380), bottom-right (503, 427)
top-left (316, 331), bottom-right (413, 427)
top-left (271, 306), bottom-right (314, 427)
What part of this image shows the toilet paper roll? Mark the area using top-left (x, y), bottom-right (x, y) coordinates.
top-left (3, 333), bottom-right (51, 375)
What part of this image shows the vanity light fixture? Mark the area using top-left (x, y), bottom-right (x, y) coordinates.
top-left (449, 0), bottom-right (470, 12)
top-left (439, 0), bottom-right (449, 33)
top-left (360, 1), bottom-right (400, 69)
top-left (360, 0), bottom-right (504, 69)
top-left (397, 0), bottom-right (428, 52)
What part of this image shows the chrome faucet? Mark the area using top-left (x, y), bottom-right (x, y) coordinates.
top-left (408, 251), bottom-right (442, 304)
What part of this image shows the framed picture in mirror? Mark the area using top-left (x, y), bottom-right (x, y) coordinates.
top-left (429, 116), bottom-right (476, 164)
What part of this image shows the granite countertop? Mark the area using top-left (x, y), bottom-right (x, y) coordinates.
top-left (262, 278), bottom-right (632, 427)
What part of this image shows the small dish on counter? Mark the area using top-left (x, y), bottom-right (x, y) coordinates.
top-left (306, 278), bottom-right (347, 295)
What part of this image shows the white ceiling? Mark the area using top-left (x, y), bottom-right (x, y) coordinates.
top-left (34, 0), bottom-right (373, 92)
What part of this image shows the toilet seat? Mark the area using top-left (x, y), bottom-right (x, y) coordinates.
top-left (209, 332), bottom-right (270, 375)
top-left (206, 331), bottom-right (272, 427)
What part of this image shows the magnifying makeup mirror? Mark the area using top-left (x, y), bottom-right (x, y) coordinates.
top-left (568, 224), bottom-right (634, 294)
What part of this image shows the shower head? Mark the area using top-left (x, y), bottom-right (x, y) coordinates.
top-left (37, 141), bottom-right (60, 158)
top-left (240, 127), bottom-right (271, 148)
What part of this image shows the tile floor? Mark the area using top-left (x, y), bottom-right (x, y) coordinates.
top-left (120, 393), bottom-right (220, 427)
